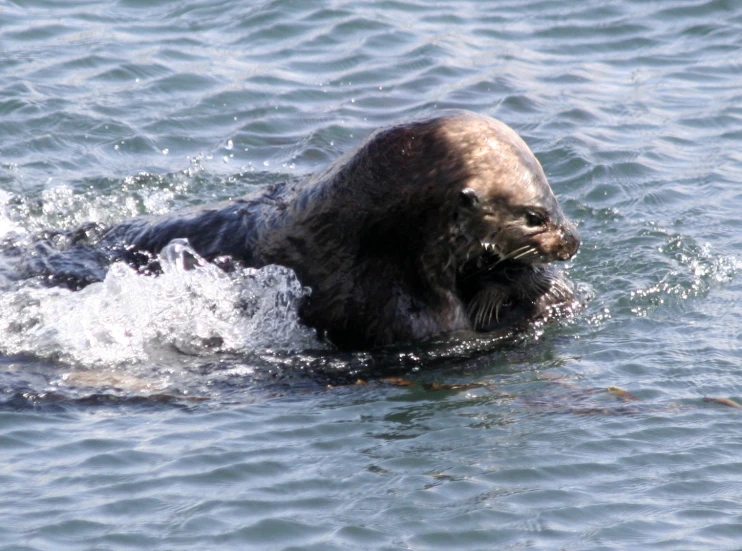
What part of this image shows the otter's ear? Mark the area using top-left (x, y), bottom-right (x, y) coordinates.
top-left (459, 188), bottom-right (481, 211)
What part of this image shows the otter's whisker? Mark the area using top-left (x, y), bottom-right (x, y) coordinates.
top-left (509, 247), bottom-right (537, 262)
top-left (480, 306), bottom-right (489, 329)
top-left (472, 245), bottom-right (533, 277)
top-left (477, 300), bottom-right (490, 328)
top-left (495, 245), bottom-right (531, 263)
top-left (484, 299), bottom-right (496, 326)
top-left (467, 301), bottom-right (485, 329)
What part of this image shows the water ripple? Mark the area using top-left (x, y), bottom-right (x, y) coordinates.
top-left (3, 0), bottom-right (742, 549)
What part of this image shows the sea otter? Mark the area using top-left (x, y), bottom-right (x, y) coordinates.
top-left (21, 111), bottom-right (581, 350)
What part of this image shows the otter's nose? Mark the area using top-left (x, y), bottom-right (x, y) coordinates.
top-left (557, 222), bottom-right (580, 261)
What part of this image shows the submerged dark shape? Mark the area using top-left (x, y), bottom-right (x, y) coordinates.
top-left (26, 111), bottom-right (581, 350)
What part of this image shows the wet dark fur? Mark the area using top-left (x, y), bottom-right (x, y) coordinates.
top-left (17, 111), bottom-right (580, 350)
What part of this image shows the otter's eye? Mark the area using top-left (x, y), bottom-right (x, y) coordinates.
top-left (525, 211), bottom-right (546, 227)
top-left (459, 188), bottom-right (481, 211)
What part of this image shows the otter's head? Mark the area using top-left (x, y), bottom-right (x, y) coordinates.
top-left (442, 114), bottom-right (580, 267)
top-left (429, 113), bottom-right (581, 331)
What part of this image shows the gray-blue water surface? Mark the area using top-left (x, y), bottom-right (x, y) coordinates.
top-left (3, 0), bottom-right (742, 549)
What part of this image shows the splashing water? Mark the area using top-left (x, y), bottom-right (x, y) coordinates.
top-left (0, 240), bottom-right (320, 368)
top-left (628, 231), bottom-right (741, 317)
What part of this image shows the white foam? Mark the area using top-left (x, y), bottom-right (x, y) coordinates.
top-left (0, 240), bottom-right (321, 368)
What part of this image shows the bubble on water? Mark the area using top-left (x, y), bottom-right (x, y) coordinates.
top-left (162, 148), bottom-right (169, 155)
top-left (226, 140), bottom-right (233, 150)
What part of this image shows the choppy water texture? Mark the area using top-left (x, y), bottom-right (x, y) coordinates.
top-left (2, 0), bottom-right (742, 549)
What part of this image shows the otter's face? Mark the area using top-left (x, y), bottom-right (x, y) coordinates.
top-left (430, 112), bottom-right (581, 332)
top-left (458, 186), bottom-right (580, 265)
top-left (455, 173), bottom-right (580, 332)
top-left (437, 113), bottom-right (580, 268)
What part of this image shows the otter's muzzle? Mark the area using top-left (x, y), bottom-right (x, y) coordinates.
top-left (556, 222), bottom-right (580, 261)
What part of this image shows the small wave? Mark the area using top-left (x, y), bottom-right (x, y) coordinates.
top-left (0, 239), bottom-right (320, 368)
top-left (628, 230), bottom-right (740, 316)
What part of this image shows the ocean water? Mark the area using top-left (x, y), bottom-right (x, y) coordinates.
top-left (2, 0), bottom-right (742, 549)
